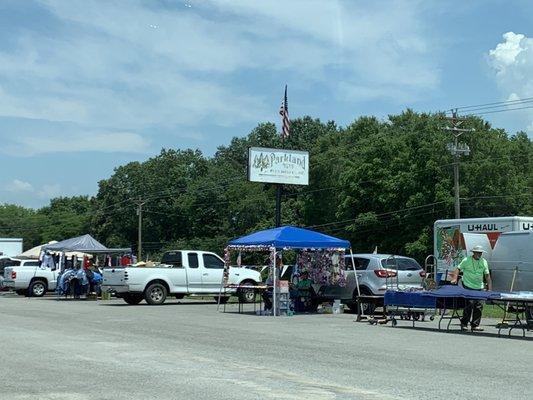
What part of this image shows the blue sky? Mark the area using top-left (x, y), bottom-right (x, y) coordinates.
top-left (1, 0), bottom-right (533, 208)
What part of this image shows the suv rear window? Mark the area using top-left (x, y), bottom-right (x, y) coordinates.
top-left (161, 251), bottom-right (182, 266)
top-left (381, 258), bottom-right (421, 271)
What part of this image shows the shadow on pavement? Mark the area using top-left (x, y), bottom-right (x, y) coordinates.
top-left (377, 322), bottom-right (532, 341)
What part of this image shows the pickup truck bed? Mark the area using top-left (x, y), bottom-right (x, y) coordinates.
top-left (102, 250), bottom-right (261, 305)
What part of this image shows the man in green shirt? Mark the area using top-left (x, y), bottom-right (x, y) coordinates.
top-left (292, 270), bottom-right (313, 312)
top-left (451, 245), bottom-right (492, 332)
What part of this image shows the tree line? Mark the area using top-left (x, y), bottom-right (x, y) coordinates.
top-left (1, 110), bottom-right (532, 262)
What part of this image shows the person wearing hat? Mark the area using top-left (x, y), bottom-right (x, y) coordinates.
top-left (451, 245), bottom-right (492, 331)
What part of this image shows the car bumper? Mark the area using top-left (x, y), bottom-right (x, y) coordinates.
top-left (378, 284), bottom-right (422, 292)
top-left (2, 280), bottom-right (17, 289)
top-left (101, 284), bottom-right (130, 294)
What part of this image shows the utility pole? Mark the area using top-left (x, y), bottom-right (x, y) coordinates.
top-left (135, 197), bottom-right (146, 261)
top-left (443, 109), bottom-right (474, 219)
top-left (275, 185), bottom-right (282, 227)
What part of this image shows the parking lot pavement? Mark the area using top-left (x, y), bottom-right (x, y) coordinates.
top-left (1, 295), bottom-right (532, 400)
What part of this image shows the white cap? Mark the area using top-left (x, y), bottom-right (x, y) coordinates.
top-left (471, 245), bottom-right (485, 253)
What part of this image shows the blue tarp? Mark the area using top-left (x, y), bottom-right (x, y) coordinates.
top-left (228, 226), bottom-right (351, 249)
top-left (384, 286), bottom-right (502, 309)
top-left (384, 290), bottom-right (436, 308)
top-left (426, 285), bottom-right (501, 301)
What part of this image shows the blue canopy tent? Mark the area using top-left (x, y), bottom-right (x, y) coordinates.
top-left (228, 225), bottom-right (351, 250)
top-left (221, 226), bottom-right (361, 315)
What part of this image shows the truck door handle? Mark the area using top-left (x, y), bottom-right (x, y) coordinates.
top-left (203, 273), bottom-right (208, 276)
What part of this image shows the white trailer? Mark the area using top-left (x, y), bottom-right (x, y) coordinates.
top-left (433, 216), bottom-right (533, 280)
top-left (0, 238), bottom-right (23, 257)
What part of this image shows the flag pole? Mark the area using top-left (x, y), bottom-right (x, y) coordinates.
top-left (275, 185), bottom-right (282, 227)
top-left (275, 85), bottom-right (288, 228)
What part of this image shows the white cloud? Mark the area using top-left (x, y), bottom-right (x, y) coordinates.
top-left (3, 179), bottom-right (65, 201)
top-left (0, 0), bottom-right (443, 182)
top-left (488, 32), bottom-right (526, 74)
top-left (0, 0), bottom-right (438, 132)
top-left (37, 184), bottom-right (62, 199)
top-left (488, 32), bottom-right (533, 133)
top-left (6, 179), bottom-right (34, 193)
top-left (3, 131), bottom-right (151, 156)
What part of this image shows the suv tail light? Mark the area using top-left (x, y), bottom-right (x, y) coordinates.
top-left (11, 271), bottom-right (16, 279)
top-left (419, 271), bottom-right (427, 278)
top-left (374, 269), bottom-right (397, 278)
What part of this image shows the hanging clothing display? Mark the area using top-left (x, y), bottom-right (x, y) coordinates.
top-left (41, 253), bottom-right (55, 269)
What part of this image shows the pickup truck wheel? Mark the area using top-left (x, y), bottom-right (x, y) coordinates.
top-left (216, 296), bottom-right (230, 304)
top-left (29, 280), bottom-right (47, 297)
top-left (238, 281), bottom-right (256, 303)
top-left (123, 294), bottom-right (143, 305)
top-left (145, 283), bottom-right (167, 305)
top-left (16, 289), bottom-right (27, 296)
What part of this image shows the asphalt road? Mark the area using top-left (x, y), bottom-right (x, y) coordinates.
top-left (1, 294), bottom-right (532, 400)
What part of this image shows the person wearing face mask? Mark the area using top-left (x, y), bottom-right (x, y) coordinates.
top-left (451, 245), bottom-right (492, 332)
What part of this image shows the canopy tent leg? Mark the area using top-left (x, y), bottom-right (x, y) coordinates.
top-left (217, 247), bottom-right (230, 312)
top-left (349, 248), bottom-right (363, 318)
top-left (272, 249), bottom-right (277, 317)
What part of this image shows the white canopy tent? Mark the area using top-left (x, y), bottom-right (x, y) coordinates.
top-left (18, 240), bottom-right (92, 259)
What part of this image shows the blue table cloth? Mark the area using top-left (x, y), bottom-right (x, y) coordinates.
top-left (384, 290), bottom-right (436, 308)
top-left (385, 286), bottom-right (502, 309)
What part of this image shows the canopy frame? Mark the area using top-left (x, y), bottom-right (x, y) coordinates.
top-left (218, 226), bottom-right (361, 316)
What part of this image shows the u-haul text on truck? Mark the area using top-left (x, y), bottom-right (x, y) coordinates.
top-left (433, 216), bottom-right (533, 279)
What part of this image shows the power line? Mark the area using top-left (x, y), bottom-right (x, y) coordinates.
top-left (304, 192), bottom-right (532, 233)
top-left (454, 97), bottom-right (533, 111)
top-left (470, 105), bottom-right (533, 116)
top-left (305, 200), bottom-right (448, 230)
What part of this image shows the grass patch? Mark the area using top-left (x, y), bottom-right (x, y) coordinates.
top-left (482, 304), bottom-right (506, 319)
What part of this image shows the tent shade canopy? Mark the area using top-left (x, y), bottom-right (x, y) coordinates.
top-left (19, 241), bottom-right (58, 258)
top-left (228, 226), bottom-right (350, 250)
top-left (42, 234), bottom-right (131, 254)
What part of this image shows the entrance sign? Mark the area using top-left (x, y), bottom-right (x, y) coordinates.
top-left (248, 147), bottom-right (309, 186)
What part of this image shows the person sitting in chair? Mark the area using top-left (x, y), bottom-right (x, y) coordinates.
top-left (262, 256), bottom-right (282, 313)
top-left (293, 270), bottom-right (314, 312)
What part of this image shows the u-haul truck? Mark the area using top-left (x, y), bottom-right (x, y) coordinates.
top-left (433, 216), bottom-right (533, 280)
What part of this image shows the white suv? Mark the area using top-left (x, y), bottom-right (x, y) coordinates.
top-left (319, 253), bottom-right (425, 313)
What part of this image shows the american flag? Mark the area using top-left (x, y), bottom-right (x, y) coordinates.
top-left (279, 85), bottom-right (290, 139)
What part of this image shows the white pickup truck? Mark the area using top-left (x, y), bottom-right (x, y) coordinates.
top-left (101, 250), bottom-right (262, 305)
top-left (2, 258), bottom-right (57, 296)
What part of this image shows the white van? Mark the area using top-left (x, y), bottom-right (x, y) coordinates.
top-left (434, 216), bottom-right (533, 280)
top-left (490, 231), bottom-right (533, 292)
